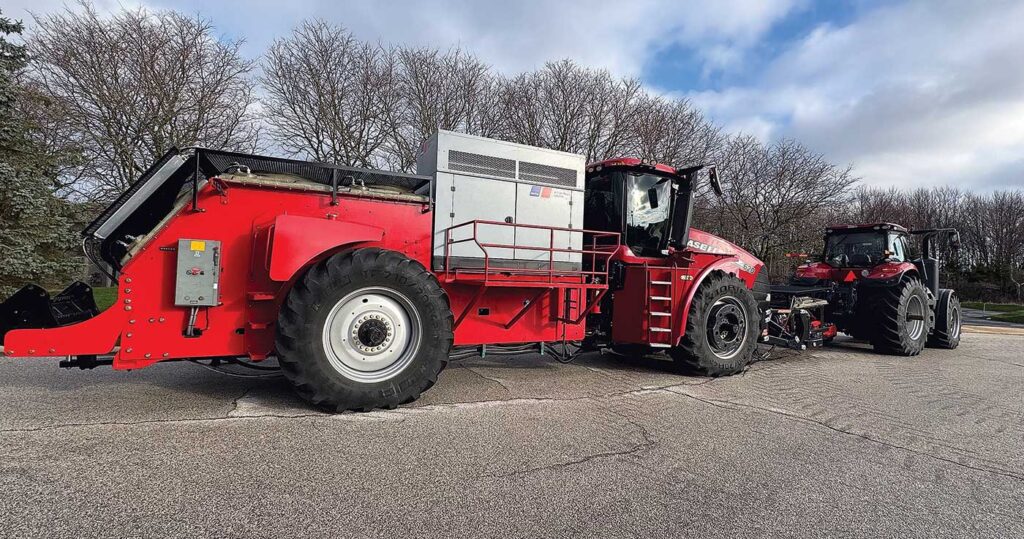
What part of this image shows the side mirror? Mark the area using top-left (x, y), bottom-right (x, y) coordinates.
top-left (647, 186), bottom-right (660, 209)
top-left (708, 166), bottom-right (723, 197)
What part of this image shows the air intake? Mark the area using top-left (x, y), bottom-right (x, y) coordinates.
top-left (448, 150), bottom-right (516, 179)
top-left (518, 161), bottom-right (577, 187)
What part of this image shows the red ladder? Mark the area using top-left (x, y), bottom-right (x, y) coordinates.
top-left (646, 267), bottom-right (675, 349)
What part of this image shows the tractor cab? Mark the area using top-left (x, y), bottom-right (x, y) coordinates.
top-left (822, 223), bottom-right (911, 269)
top-left (583, 158), bottom-right (719, 258)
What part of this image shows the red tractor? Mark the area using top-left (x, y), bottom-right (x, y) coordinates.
top-left (1, 131), bottom-right (810, 411)
top-left (769, 223), bottom-right (962, 354)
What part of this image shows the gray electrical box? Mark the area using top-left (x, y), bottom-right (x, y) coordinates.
top-left (174, 239), bottom-right (221, 307)
top-left (416, 131), bottom-right (585, 271)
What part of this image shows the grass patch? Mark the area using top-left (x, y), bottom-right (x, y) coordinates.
top-left (92, 286), bottom-right (118, 311)
top-left (992, 311), bottom-right (1024, 324)
top-left (962, 301), bottom-right (1024, 313)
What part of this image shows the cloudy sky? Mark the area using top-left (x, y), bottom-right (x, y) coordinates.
top-left (5, 0), bottom-right (1023, 190)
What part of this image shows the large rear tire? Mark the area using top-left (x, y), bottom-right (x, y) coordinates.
top-left (670, 272), bottom-right (759, 376)
top-left (868, 276), bottom-right (932, 356)
top-left (276, 248), bottom-right (453, 412)
top-left (927, 288), bottom-right (961, 349)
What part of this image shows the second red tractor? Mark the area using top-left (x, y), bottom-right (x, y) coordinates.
top-left (770, 224), bottom-right (962, 355)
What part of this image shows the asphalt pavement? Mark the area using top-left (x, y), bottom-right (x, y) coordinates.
top-left (1, 332), bottom-right (1022, 538)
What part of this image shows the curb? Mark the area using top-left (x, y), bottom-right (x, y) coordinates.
top-left (962, 325), bottom-right (1024, 336)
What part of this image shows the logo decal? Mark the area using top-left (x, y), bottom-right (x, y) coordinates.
top-left (529, 185), bottom-right (553, 198)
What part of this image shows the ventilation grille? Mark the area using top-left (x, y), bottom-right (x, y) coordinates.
top-left (518, 161), bottom-right (577, 187)
top-left (448, 150), bottom-right (579, 187)
top-left (448, 150), bottom-right (516, 179)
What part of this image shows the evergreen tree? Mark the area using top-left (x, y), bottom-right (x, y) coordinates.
top-left (0, 11), bottom-right (78, 296)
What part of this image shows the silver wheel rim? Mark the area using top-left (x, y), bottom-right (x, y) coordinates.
top-left (706, 295), bottom-right (747, 360)
top-left (906, 295), bottom-right (925, 341)
top-left (950, 305), bottom-right (961, 339)
top-left (321, 287), bottom-right (421, 383)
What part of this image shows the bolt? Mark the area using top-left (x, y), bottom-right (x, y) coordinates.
top-left (126, 333), bottom-right (133, 338)
top-left (126, 348), bottom-right (133, 353)
top-left (125, 306), bottom-right (133, 311)
top-left (125, 288), bottom-right (132, 293)
top-left (48, 348), bottom-right (55, 353)
top-left (144, 353), bottom-right (151, 358)
top-left (124, 298), bottom-right (132, 304)
top-left (162, 353), bottom-right (169, 358)
top-left (28, 349), bottom-right (35, 354)
top-left (129, 319), bottom-right (136, 324)
top-left (158, 317), bottom-right (165, 323)
top-left (125, 278), bottom-right (132, 283)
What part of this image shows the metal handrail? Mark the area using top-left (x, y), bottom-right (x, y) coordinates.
top-left (441, 219), bottom-right (620, 286)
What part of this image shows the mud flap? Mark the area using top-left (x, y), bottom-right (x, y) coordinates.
top-left (0, 282), bottom-right (99, 341)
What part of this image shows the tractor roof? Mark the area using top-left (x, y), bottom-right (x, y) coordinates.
top-left (826, 223), bottom-right (909, 234)
top-left (586, 157), bottom-right (682, 177)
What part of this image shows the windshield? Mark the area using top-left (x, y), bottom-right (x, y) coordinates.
top-left (625, 172), bottom-right (672, 256)
top-left (824, 231), bottom-right (886, 267)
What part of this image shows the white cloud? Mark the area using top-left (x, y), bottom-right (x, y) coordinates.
top-left (9, 0), bottom-right (1018, 191)
top-left (690, 0), bottom-right (1024, 190)
top-left (125, 0), bottom-right (802, 77)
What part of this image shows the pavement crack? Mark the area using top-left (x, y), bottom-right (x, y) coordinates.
top-left (227, 387), bottom-right (254, 417)
top-left (667, 387), bottom-right (1024, 484)
top-left (480, 430), bottom-right (655, 480)
top-left (466, 367), bottom-right (513, 394)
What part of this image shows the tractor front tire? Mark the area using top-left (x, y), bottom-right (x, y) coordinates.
top-left (670, 272), bottom-right (759, 377)
top-left (927, 288), bottom-right (961, 349)
top-left (276, 248), bottom-right (453, 412)
top-left (868, 277), bottom-right (932, 356)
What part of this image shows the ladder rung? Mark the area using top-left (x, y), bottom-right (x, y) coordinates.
top-left (651, 312), bottom-right (671, 317)
top-left (650, 327), bottom-right (671, 333)
top-left (651, 280), bottom-right (671, 285)
top-left (651, 296), bottom-right (671, 301)
top-left (649, 343), bottom-right (671, 348)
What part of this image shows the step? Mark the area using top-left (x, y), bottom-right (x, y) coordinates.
top-left (649, 343), bottom-right (672, 349)
top-left (651, 312), bottom-right (671, 317)
top-left (651, 280), bottom-right (671, 285)
top-left (650, 296), bottom-right (671, 301)
top-left (650, 327), bottom-right (671, 333)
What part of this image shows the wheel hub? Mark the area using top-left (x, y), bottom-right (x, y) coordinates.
top-left (906, 295), bottom-right (925, 341)
top-left (321, 288), bottom-right (421, 382)
top-left (706, 296), bottom-right (747, 360)
top-left (354, 316), bottom-right (393, 352)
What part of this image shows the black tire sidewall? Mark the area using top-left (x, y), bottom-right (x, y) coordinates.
top-left (277, 249), bottom-right (452, 410)
top-left (871, 277), bottom-right (931, 355)
top-left (929, 288), bottom-right (961, 349)
top-left (674, 273), bottom-right (760, 376)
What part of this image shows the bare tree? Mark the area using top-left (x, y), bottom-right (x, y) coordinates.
top-left (28, 3), bottom-right (259, 201)
top-left (696, 135), bottom-right (855, 277)
top-left (629, 94), bottom-right (722, 167)
top-left (381, 46), bottom-right (494, 171)
top-left (261, 20), bottom-right (399, 168)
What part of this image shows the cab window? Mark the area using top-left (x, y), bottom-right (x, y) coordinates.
top-left (625, 173), bottom-right (672, 256)
top-left (888, 233), bottom-right (907, 262)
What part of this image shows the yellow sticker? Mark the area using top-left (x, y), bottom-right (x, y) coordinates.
top-left (190, 240), bottom-right (206, 252)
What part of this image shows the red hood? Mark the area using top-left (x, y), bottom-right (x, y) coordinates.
top-left (682, 228), bottom-right (764, 275)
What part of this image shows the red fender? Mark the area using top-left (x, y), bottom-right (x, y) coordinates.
top-left (675, 258), bottom-right (755, 343)
top-left (268, 215), bottom-right (384, 282)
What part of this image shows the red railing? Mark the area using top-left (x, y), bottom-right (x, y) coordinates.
top-left (441, 220), bottom-right (620, 287)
